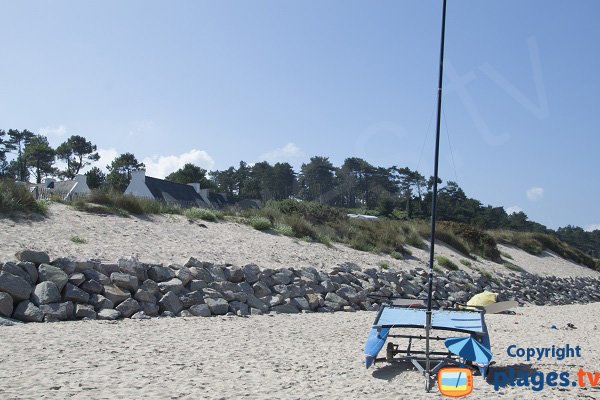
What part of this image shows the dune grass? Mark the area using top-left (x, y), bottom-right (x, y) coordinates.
top-left (436, 256), bottom-right (459, 271)
top-left (0, 179), bottom-right (48, 215)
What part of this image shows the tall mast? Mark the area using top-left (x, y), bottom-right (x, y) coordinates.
top-left (425, 0), bottom-right (447, 391)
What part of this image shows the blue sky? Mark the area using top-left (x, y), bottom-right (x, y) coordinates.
top-left (1, 1), bottom-right (599, 230)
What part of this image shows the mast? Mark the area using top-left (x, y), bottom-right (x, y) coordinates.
top-left (425, 0), bottom-right (447, 391)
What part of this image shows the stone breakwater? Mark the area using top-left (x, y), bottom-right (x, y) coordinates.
top-left (0, 250), bottom-right (599, 324)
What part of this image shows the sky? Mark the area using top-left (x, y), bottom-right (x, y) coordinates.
top-left (1, 1), bottom-right (599, 231)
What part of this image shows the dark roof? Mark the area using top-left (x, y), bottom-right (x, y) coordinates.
top-left (145, 177), bottom-right (208, 206)
top-left (208, 192), bottom-right (229, 207)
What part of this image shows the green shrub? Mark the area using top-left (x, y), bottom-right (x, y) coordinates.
top-left (274, 222), bottom-right (294, 236)
top-left (504, 261), bottom-right (526, 273)
top-left (185, 208), bottom-right (218, 222)
top-left (390, 251), bottom-right (403, 260)
top-left (70, 235), bottom-right (87, 244)
top-left (459, 259), bottom-right (472, 267)
top-left (0, 179), bottom-right (47, 215)
top-left (436, 256), bottom-right (459, 271)
top-left (249, 216), bottom-right (272, 231)
top-left (378, 262), bottom-right (390, 270)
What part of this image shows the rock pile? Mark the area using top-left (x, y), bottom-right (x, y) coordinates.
top-left (0, 250), bottom-right (599, 324)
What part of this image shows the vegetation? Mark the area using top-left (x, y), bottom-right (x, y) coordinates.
top-left (0, 179), bottom-right (47, 214)
top-left (460, 259), bottom-right (472, 267)
top-left (56, 135), bottom-right (99, 179)
top-left (70, 235), bottom-right (87, 244)
top-left (184, 207), bottom-right (221, 222)
top-left (73, 190), bottom-right (181, 216)
top-left (248, 216), bottom-right (272, 231)
top-left (504, 261), bottom-right (526, 273)
top-left (500, 251), bottom-right (513, 260)
top-left (105, 153), bottom-right (145, 192)
top-left (436, 256), bottom-right (459, 271)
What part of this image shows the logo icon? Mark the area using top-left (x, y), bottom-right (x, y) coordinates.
top-left (438, 367), bottom-right (474, 397)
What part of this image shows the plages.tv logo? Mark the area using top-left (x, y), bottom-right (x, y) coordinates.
top-left (438, 368), bottom-right (473, 398)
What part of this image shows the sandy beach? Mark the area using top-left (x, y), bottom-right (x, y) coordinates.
top-left (0, 303), bottom-right (598, 399)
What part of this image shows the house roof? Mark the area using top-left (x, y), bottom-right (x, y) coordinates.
top-left (33, 180), bottom-right (76, 193)
top-left (145, 177), bottom-right (209, 206)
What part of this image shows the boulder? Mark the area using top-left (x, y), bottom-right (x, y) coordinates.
top-left (115, 298), bottom-right (141, 318)
top-left (75, 304), bottom-right (97, 319)
top-left (68, 273), bottom-right (86, 286)
top-left (32, 281), bottom-right (61, 305)
top-left (40, 302), bottom-right (74, 321)
top-left (0, 271), bottom-right (33, 301)
top-left (3, 263), bottom-right (32, 284)
top-left (63, 283), bottom-right (90, 303)
top-left (19, 262), bottom-right (38, 284)
top-left (242, 264), bottom-right (260, 283)
top-left (291, 297), bottom-right (310, 311)
top-left (82, 269), bottom-right (111, 285)
top-left (246, 294), bottom-right (269, 313)
top-left (147, 265), bottom-right (175, 282)
top-left (227, 266), bottom-right (245, 283)
top-left (97, 309), bottom-right (121, 320)
top-left (110, 272), bottom-right (139, 292)
top-left (0, 316), bottom-right (22, 326)
top-left (189, 280), bottom-right (208, 291)
top-left (118, 258), bottom-right (148, 281)
top-left (131, 311), bottom-right (151, 319)
top-left (134, 289), bottom-right (157, 304)
top-left (89, 294), bottom-right (114, 311)
top-left (158, 292), bottom-right (183, 315)
top-left (189, 304), bottom-right (211, 317)
top-left (177, 310), bottom-right (193, 317)
top-left (205, 298), bottom-right (229, 315)
top-left (229, 301), bottom-right (249, 316)
top-left (13, 300), bottom-right (44, 322)
top-left (15, 250), bottom-right (49, 265)
top-left (305, 293), bottom-right (323, 311)
top-left (158, 278), bottom-right (184, 294)
top-left (38, 264), bottom-right (69, 291)
top-left (103, 285), bottom-right (131, 306)
top-left (0, 292), bottom-right (13, 317)
top-left (271, 302), bottom-right (299, 314)
top-left (140, 301), bottom-right (159, 317)
top-left (95, 262), bottom-right (120, 277)
top-left (175, 267), bottom-right (192, 286)
top-left (252, 281), bottom-right (272, 298)
top-left (179, 291), bottom-right (205, 308)
top-left (325, 292), bottom-right (349, 307)
top-left (51, 258), bottom-right (76, 275)
top-left (272, 270), bottom-right (293, 285)
top-left (207, 266), bottom-right (227, 282)
top-left (81, 279), bottom-right (104, 294)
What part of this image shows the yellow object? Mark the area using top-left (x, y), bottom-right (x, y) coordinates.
top-left (466, 291), bottom-right (497, 308)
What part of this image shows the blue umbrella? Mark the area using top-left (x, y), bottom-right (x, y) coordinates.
top-left (444, 336), bottom-right (493, 365)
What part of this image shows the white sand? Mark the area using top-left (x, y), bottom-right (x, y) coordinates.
top-left (1, 203), bottom-right (597, 278)
top-left (0, 304), bottom-right (599, 399)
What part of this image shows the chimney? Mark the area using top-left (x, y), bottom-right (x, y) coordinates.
top-left (188, 182), bottom-right (201, 194)
top-left (131, 169), bottom-right (146, 182)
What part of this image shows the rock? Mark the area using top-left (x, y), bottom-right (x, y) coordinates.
top-left (229, 301), bottom-right (249, 316)
top-left (95, 262), bottom-right (120, 277)
top-left (175, 267), bottom-right (192, 286)
top-left (82, 269), bottom-right (111, 285)
top-left (272, 270), bottom-right (293, 285)
top-left (207, 266), bottom-right (226, 282)
top-left (325, 292), bottom-right (349, 307)
top-left (51, 258), bottom-right (76, 275)
top-left (210, 281), bottom-right (237, 293)
top-left (260, 295), bottom-right (284, 307)
top-left (250, 307), bottom-right (263, 315)
top-left (305, 293), bottom-right (323, 311)
top-left (15, 250), bottom-right (49, 265)
top-left (140, 301), bottom-right (159, 317)
top-left (204, 298), bottom-right (229, 315)
top-left (246, 294), bottom-right (269, 313)
top-left (242, 264), bottom-right (260, 284)
top-left (0, 292), bottom-right (13, 317)
top-left (89, 294), bottom-right (114, 311)
top-left (158, 278), bottom-right (184, 294)
top-left (179, 291), bottom-right (205, 308)
top-left (68, 273), bottom-right (86, 286)
top-left (39, 302), bottom-right (74, 321)
top-left (134, 289), bottom-right (157, 303)
top-left (81, 279), bottom-right (104, 294)
top-left (191, 267), bottom-right (214, 283)
top-left (147, 265), bottom-right (175, 282)
top-left (13, 300), bottom-right (44, 322)
top-left (271, 302), bottom-right (299, 314)
top-left (110, 272), bottom-right (139, 292)
top-left (227, 266), bottom-right (245, 283)
top-left (161, 311), bottom-right (175, 318)
top-left (0, 271), bottom-right (33, 301)
top-left (118, 258), bottom-right (148, 281)
top-left (38, 264), bottom-right (69, 291)
top-left (18, 262), bottom-right (38, 284)
top-left (75, 304), bottom-right (97, 319)
top-left (189, 280), bottom-right (208, 291)
top-left (97, 309), bottom-right (121, 320)
top-left (115, 298), bottom-right (141, 318)
top-left (252, 281), bottom-right (272, 298)
top-left (3, 263), bottom-right (32, 284)
top-left (291, 297), bottom-right (310, 311)
top-left (189, 304), bottom-right (211, 317)
top-left (158, 292), bottom-right (183, 314)
top-left (32, 281), bottom-right (61, 305)
top-left (103, 285), bottom-right (131, 306)
top-left (131, 311), bottom-right (150, 319)
top-left (203, 288), bottom-right (224, 299)
top-left (236, 282), bottom-right (254, 294)
top-left (63, 283), bottom-right (90, 303)
top-left (178, 309), bottom-right (193, 317)
top-left (0, 316), bottom-right (22, 326)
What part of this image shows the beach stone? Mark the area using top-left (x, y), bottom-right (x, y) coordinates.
top-left (51, 258), bottom-right (77, 275)
top-left (305, 293), bottom-right (323, 311)
top-left (246, 294), bottom-right (269, 313)
top-left (272, 270), bottom-right (293, 285)
top-left (158, 292), bottom-right (183, 315)
top-left (252, 281), bottom-right (272, 298)
top-left (89, 294), bottom-right (114, 311)
top-left (242, 264), bottom-right (260, 283)
top-left (0, 316), bottom-right (22, 326)
top-left (175, 267), bottom-right (192, 286)
top-left (32, 281), bottom-right (61, 305)
top-left (40, 302), bottom-right (74, 321)
top-left (207, 266), bottom-right (226, 282)
top-left (115, 298), bottom-right (141, 318)
top-left (111, 272), bottom-right (139, 292)
top-left (15, 250), bottom-right (49, 265)
top-left (118, 258), bottom-right (148, 281)
top-left (178, 309), bottom-right (193, 317)
top-left (0, 271), bottom-right (33, 301)
top-left (291, 297), bottom-right (310, 311)
top-left (103, 285), bottom-right (131, 306)
top-left (97, 308), bottom-right (121, 320)
top-left (184, 257), bottom-right (203, 269)
top-left (95, 262), bottom-right (120, 277)
top-left (0, 292), bottom-right (14, 317)
top-left (189, 304), bottom-right (211, 317)
top-left (75, 304), bottom-right (97, 319)
top-left (81, 279), bottom-right (104, 294)
top-left (161, 311), bottom-right (175, 318)
top-left (325, 292), bottom-right (349, 307)
top-left (203, 288), bottom-right (224, 299)
top-left (205, 298), bottom-right (229, 315)
top-left (210, 281), bottom-right (237, 293)
top-left (37, 264), bottom-right (67, 291)
top-left (83, 269), bottom-right (111, 285)
top-left (134, 289), bottom-right (157, 304)
top-left (261, 295), bottom-right (284, 307)
top-left (158, 278), bottom-right (185, 294)
top-left (179, 291), bottom-right (205, 308)
top-left (271, 302), bottom-right (299, 314)
top-left (229, 301), bottom-right (249, 316)
top-left (250, 307), bottom-right (263, 315)
top-left (236, 282), bottom-right (254, 295)
top-left (63, 283), bottom-right (90, 303)
top-left (191, 267), bottom-right (213, 283)
top-left (13, 300), bottom-right (44, 322)
top-left (3, 263), bottom-right (32, 284)
top-left (18, 262), bottom-right (38, 284)
top-left (147, 265), bottom-right (175, 282)
top-left (189, 280), bottom-right (208, 291)
top-left (68, 273), bottom-right (86, 286)
top-left (140, 301), bottom-right (159, 317)
top-left (227, 266), bottom-right (245, 283)
top-left (131, 311), bottom-right (150, 319)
